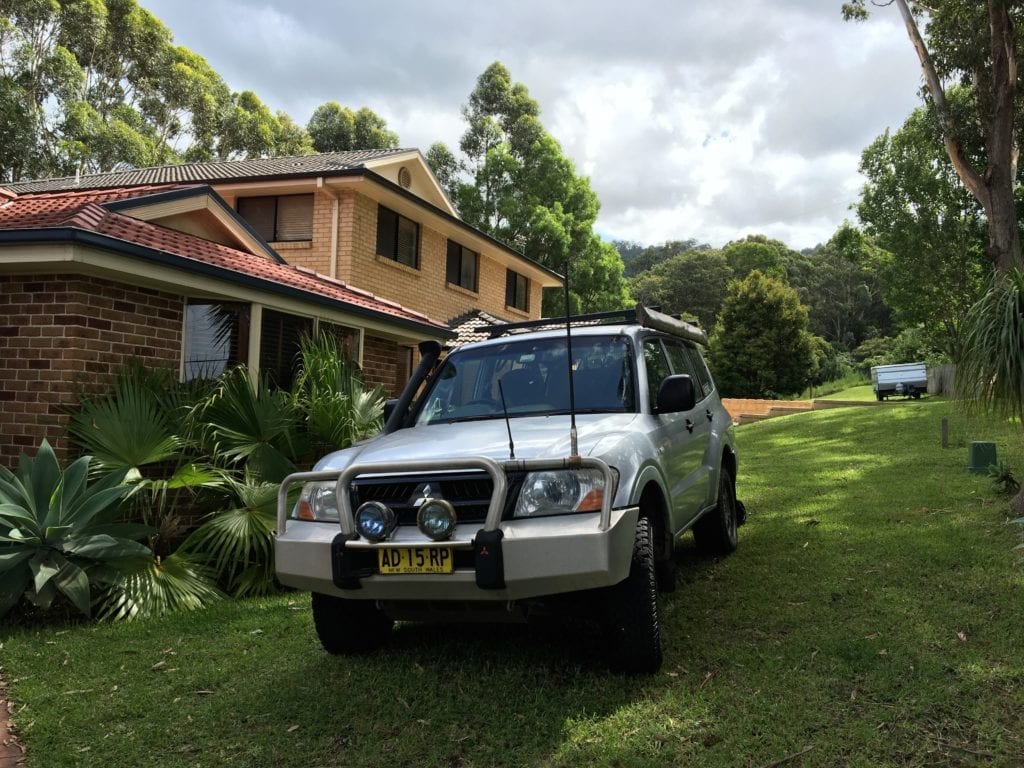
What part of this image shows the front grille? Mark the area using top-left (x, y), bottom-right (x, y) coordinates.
top-left (349, 471), bottom-right (524, 526)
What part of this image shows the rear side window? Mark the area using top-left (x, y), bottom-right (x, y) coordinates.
top-left (664, 340), bottom-right (712, 400)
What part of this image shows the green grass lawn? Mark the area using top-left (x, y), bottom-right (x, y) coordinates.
top-left (815, 383), bottom-right (879, 401)
top-left (2, 399), bottom-right (1023, 767)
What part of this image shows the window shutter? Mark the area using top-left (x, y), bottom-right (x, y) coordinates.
top-left (461, 249), bottom-right (478, 292)
top-left (506, 269), bottom-right (515, 307)
top-left (397, 216), bottom-right (418, 267)
top-left (275, 194), bottom-right (313, 241)
top-left (376, 207), bottom-right (397, 257)
top-left (237, 197), bottom-right (276, 241)
top-left (446, 240), bottom-right (461, 284)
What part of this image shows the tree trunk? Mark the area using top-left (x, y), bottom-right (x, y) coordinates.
top-left (896, 0), bottom-right (1021, 271)
top-left (984, 0), bottom-right (1020, 271)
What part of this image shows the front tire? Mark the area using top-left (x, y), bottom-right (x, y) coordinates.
top-left (693, 468), bottom-right (739, 556)
top-left (603, 516), bottom-right (662, 674)
top-left (311, 592), bottom-right (393, 654)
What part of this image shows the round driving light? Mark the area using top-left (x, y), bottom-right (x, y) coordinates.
top-left (356, 501), bottom-right (396, 542)
top-left (417, 498), bottom-right (457, 541)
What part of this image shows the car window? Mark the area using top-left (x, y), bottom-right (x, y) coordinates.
top-left (416, 335), bottom-right (635, 424)
top-left (664, 340), bottom-right (711, 401)
top-left (642, 339), bottom-right (672, 412)
top-left (687, 347), bottom-right (714, 398)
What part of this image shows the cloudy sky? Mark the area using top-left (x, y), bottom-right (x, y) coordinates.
top-left (140, 0), bottom-right (924, 251)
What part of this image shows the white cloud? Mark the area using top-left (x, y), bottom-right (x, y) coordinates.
top-left (140, 0), bottom-right (925, 249)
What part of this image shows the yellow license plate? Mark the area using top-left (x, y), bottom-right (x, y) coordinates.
top-left (377, 547), bottom-right (454, 575)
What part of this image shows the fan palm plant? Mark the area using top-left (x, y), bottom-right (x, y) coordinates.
top-left (67, 364), bottom-right (221, 543)
top-left (96, 551), bottom-right (224, 621)
top-left (180, 473), bottom-right (281, 597)
top-left (193, 367), bottom-right (304, 483)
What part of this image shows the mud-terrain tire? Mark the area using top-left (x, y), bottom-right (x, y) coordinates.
top-left (311, 592), bottom-right (393, 654)
top-left (693, 468), bottom-right (739, 556)
top-left (603, 516), bottom-right (662, 674)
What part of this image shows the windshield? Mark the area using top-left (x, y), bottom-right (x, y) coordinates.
top-left (415, 335), bottom-right (635, 425)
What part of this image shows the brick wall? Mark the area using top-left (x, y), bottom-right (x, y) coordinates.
top-left (0, 274), bottom-right (182, 467)
top-left (362, 334), bottom-right (407, 397)
top-left (337, 190), bottom-right (541, 325)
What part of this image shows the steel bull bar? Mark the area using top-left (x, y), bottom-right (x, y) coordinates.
top-left (276, 456), bottom-right (617, 590)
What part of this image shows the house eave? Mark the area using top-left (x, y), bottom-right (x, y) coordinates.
top-left (0, 227), bottom-right (454, 340)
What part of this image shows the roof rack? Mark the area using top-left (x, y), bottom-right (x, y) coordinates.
top-left (486, 307), bottom-right (641, 338)
top-left (486, 304), bottom-right (708, 346)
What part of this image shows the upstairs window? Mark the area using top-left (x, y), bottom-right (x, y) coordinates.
top-left (446, 240), bottom-right (479, 292)
top-left (237, 194), bottom-right (314, 242)
top-left (505, 269), bottom-right (529, 312)
top-left (376, 205), bottom-right (419, 268)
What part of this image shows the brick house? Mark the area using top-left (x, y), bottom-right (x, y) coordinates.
top-left (0, 151), bottom-right (561, 466)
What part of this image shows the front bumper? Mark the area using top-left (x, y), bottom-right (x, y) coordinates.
top-left (274, 456), bottom-right (639, 601)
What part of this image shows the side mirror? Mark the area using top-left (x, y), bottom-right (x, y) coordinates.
top-left (656, 374), bottom-right (696, 414)
top-left (382, 398), bottom-right (400, 423)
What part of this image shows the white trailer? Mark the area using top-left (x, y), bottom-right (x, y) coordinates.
top-left (871, 362), bottom-right (928, 401)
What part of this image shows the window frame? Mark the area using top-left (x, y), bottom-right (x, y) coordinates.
top-left (376, 205), bottom-right (420, 268)
top-left (505, 268), bottom-right (530, 312)
top-left (446, 239), bottom-right (479, 292)
top-left (236, 194), bottom-right (314, 242)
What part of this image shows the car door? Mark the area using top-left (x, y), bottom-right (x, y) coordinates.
top-left (642, 337), bottom-right (708, 529)
top-left (662, 339), bottom-right (713, 519)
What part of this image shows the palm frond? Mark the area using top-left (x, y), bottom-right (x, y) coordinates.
top-left (96, 553), bottom-right (223, 621)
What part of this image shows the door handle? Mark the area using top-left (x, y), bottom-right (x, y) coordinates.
top-left (685, 418), bottom-right (694, 433)
top-left (706, 408), bottom-right (713, 422)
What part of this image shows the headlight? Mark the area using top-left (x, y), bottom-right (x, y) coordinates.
top-left (417, 498), bottom-right (457, 541)
top-left (513, 468), bottom-right (609, 518)
top-left (295, 482), bottom-right (339, 521)
top-left (356, 501), bottom-right (396, 542)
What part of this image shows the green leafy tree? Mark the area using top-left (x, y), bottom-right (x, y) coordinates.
top-left (628, 248), bottom-right (732, 330)
top-left (427, 61), bottom-right (629, 314)
top-left (709, 270), bottom-right (814, 397)
top-left (1, 0), bottom-right (311, 176)
top-left (844, 0), bottom-right (1018, 271)
top-left (722, 235), bottom-right (792, 281)
top-left (857, 103), bottom-right (986, 359)
top-left (616, 239), bottom-right (712, 277)
top-left (796, 225), bottom-right (893, 351)
top-left (307, 101), bottom-right (398, 152)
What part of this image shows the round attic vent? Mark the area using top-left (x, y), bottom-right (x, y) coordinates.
top-left (398, 166), bottom-right (412, 189)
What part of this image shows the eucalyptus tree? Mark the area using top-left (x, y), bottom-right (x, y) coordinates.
top-left (427, 61), bottom-right (629, 313)
top-left (857, 103), bottom-right (986, 359)
top-left (307, 101), bottom-right (399, 152)
top-left (844, 0), bottom-right (1019, 271)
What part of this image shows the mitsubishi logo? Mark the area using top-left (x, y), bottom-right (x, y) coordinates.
top-left (410, 483), bottom-right (438, 508)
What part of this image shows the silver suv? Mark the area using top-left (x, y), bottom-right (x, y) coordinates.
top-left (275, 306), bottom-right (742, 673)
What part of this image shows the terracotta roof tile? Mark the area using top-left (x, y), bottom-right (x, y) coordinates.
top-left (0, 186), bottom-right (445, 333)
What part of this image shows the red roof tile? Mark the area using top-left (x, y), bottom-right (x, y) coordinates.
top-left (0, 186), bottom-right (446, 333)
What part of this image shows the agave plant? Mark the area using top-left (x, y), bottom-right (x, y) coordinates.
top-left (181, 473), bottom-right (280, 597)
top-left (0, 441), bottom-right (151, 618)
